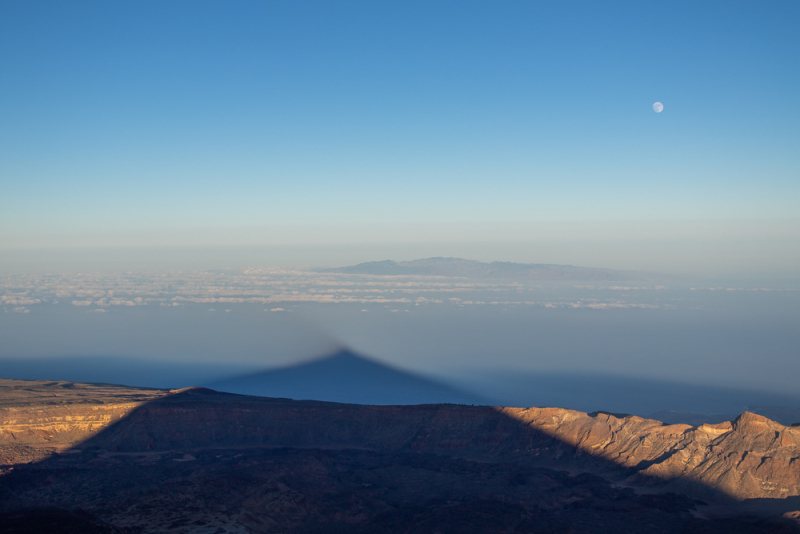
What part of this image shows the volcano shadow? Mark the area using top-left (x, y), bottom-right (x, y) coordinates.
top-left (204, 348), bottom-right (487, 406)
top-left (2, 387), bottom-right (799, 532)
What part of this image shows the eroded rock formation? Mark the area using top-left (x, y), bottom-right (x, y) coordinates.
top-left (1, 379), bottom-right (799, 533)
top-left (499, 407), bottom-right (800, 500)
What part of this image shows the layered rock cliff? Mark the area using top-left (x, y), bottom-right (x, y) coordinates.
top-left (499, 407), bottom-right (800, 500)
top-left (0, 379), bottom-right (165, 465)
top-left (1, 379), bottom-right (798, 504)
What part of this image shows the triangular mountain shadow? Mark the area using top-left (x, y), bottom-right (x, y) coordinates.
top-left (205, 348), bottom-right (487, 406)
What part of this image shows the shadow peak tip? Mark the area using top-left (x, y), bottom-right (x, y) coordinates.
top-left (169, 386), bottom-right (219, 395)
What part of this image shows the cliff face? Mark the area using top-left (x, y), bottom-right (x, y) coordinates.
top-left (2, 379), bottom-right (800, 533)
top-left (499, 407), bottom-right (800, 500)
top-left (1, 380), bottom-right (798, 504)
top-left (0, 379), bottom-right (165, 465)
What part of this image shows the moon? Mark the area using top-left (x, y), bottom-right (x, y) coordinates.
top-left (653, 102), bottom-right (664, 113)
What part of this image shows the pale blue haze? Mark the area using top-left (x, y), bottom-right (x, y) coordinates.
top-left (1, 1), bottom-right (798, 276)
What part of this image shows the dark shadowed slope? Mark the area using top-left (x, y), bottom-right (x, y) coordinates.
top-left (319, 257), bottom-right (653, 280)
top-left (1, 381), bottom-right (799, 533)
top-left (204, 349), bottom-right (486, 405)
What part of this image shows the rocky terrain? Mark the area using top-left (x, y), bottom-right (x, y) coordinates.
top-left (1, 379), bottom-right (799, 533)
top-left (0, 379), bottom-right (165, 466)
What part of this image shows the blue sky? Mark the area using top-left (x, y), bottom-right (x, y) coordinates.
top-left (1, 1), bottom-right (798, 274)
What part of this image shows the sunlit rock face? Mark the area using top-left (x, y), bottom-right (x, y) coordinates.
top-left (0, 379), bottom-right (165, 465)
top-left (1, 379), bottom-right (799, 533)
top-left (498, 407), bottom-right (800, 500)
top-left (2, 380), bottom-right (798, 501)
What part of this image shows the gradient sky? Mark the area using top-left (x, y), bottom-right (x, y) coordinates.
top-left (1, 1), bottom-right (798, 275)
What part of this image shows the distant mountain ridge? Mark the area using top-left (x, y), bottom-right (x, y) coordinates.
top-left (319, 257), bottom-right (652, 281)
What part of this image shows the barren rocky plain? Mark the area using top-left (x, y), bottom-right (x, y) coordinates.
top-left (1, 379), bottom-right (799, 533)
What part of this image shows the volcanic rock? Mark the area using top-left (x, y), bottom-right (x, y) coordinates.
top-left (1, 378), bottom-right (798, 533)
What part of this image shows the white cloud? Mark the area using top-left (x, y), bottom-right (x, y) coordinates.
top-left (1, 296), bottom-right (40, 305)
top-left (0, 269), bottom-right (709, 316)
top-left (414, 297), bottom-right (443, 304)
top-left (12, 306), bottom-right (29, 313)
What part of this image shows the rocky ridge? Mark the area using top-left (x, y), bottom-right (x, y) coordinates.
top-left (1, 380), bottom-right (798, 502)
top-left (498, 407), bottom-right (800, 500)
top-left (0, 379), bottom-right (165, 465)
top-left (1, 379), bottom-right (799, 533)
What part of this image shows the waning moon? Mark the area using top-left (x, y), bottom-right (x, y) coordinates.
top-left (653, 102), bottom-right (664, 113)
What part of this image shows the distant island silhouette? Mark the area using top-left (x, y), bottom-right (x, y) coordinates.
top-left (318, 257), bottom-right (654, 280)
